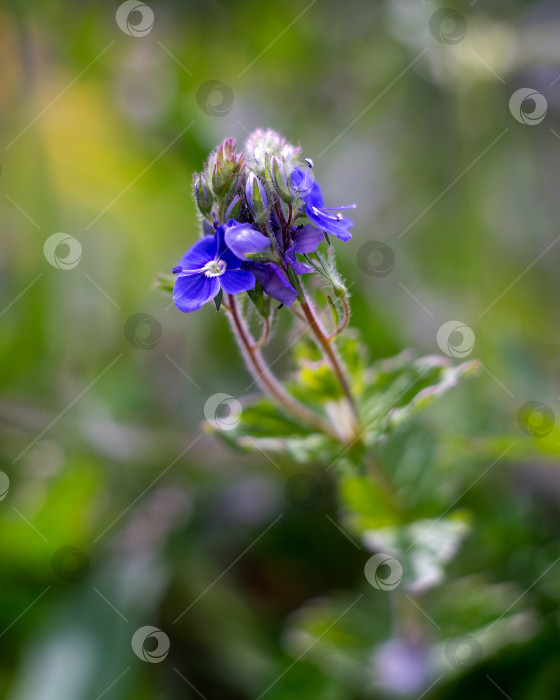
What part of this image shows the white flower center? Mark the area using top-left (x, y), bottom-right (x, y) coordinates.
top-left (202, 259), bottom-right (226, 277)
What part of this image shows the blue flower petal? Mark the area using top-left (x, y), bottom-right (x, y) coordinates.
top-left (291, 167), bottom-right (321, 203)
top-left (285, 243), bottom-right (313, 275)
top-left (225, 223), bottom-right (270, 259)
top-left (173, 273), bottom-right (220, 313)
top-left (252, 263), bottom-right (298, 306)
top-left (220, 269), bottom-right (256, 295)
top-left (176, 236), bottom-right (216, 271)
top-left (293, 224), bottom-right (324, 253)
top-left (306, 208), bottom-right (353, 241)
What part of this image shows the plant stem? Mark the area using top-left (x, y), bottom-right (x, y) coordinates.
top-left (296, 285), bottom-right (360, 431)
top-left (226, 294), bottom-right (338, 439)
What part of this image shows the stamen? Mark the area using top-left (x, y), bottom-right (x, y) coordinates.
top-left (202, 259), bottom-right (227, 277)
top-left (304, 158), bottom-right (314, 168)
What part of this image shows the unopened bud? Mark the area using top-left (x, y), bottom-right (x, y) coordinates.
top-left (270, 157), bottom-right (294, 204)
top-left (193, 175), bottom-right (214, 218)
top-left (209, 138), bottom-right (242, 195)
top-left (245, 172), bottom-right (269, 223)
top-left (332, 276), bottom-right (347, 298)
top-left (224, 194), bottom-right (242, 221)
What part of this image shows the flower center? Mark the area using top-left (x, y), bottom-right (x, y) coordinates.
top-left (202, 259), bottom-right (226, 277)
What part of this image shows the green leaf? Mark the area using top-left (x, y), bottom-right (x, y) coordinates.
top-left (338, 472), bottom-right (401, 530)
top-left (214, 288), bottom-right (223, 312)
top-left (206, 396), bottom-right (336, 462)
top-left (358, 352), bottom-right (479, 447)
top-left (363, 512), bottom-right (471, 594)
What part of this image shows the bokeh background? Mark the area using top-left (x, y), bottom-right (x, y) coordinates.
top-left (2, 0), bottom-right (560, 698)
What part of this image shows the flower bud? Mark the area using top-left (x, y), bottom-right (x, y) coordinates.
top-left (193, 175), bottom-right (214, 218)
top-left (224, 194), bottom-right (242, 221)
top-left (209, 138), bottom-right (243, 196)
top-left (269, 156), bottom-right (294, 204)
top-left (245, 172), bottom-right (269, 224)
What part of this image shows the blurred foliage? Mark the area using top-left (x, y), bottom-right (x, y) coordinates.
top-left (2, 0), bottom-right (560, 698)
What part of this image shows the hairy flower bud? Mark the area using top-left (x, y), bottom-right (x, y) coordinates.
top-left (269, 156), bottom-right (295, 204)
top-left (208, 138), bottom-right (243, 196)
top-left (224, 194), bottom-right (242, 221)
top-left (245, 172), bottom-right (269, 224)
top-left (193, 175), bottom-right (214, 218)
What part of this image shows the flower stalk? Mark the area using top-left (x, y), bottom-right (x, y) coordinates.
top-left (226, 294), bottom-right (339, 440)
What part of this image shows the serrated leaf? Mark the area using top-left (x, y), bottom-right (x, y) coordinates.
top-left (363, 512), bottom-right (471, 594)
top-left (358, 353), bottom-right (479, 447)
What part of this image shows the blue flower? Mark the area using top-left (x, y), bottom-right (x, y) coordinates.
top-left (291, 164), bottom-right (355, 241)
top-left (173, 225), bottom-right (255, 312)
top-left (224, 223), bottom-right (299, 306)
top-left (224, 221), bottom-right (323, 306)
top-left (251, 263), bottom-right (298, 306)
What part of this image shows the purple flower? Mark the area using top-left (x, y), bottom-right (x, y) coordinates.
top-left (173, 225), bottom-right (255, 312)
top-left (225, 220), bottom-right (323, 306)
top-left (224, 220), bottom-right (271, 259)
top-left (291, 164), bottom-right (356, 241)
top-left (251, 263), bottom-right (298, 306)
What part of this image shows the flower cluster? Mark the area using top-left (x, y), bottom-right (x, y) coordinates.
top-left (172, 129), bottom-right (356, 313)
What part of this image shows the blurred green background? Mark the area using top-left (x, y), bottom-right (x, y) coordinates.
top-left (2, 0), bottom-right (560, 698)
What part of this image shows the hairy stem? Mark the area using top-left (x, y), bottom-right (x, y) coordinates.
top-left (226, 295), bottom-right (338, 439)
top-left (253, 315), bottom-right (271, 349)
top-left (296, 286), bottom-right (360, 430)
